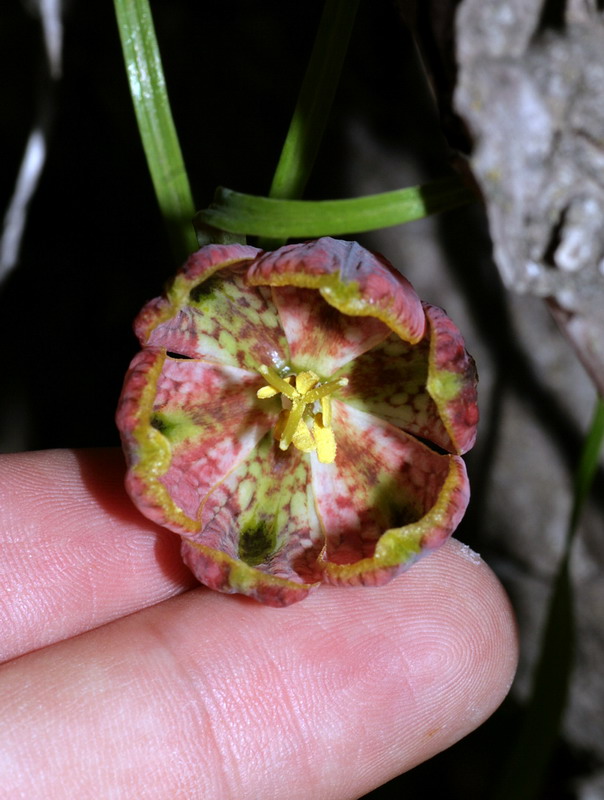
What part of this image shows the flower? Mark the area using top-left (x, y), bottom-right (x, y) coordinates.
top-left (116, 237), bottom-right (478, 607)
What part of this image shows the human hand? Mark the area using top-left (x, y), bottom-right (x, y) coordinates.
top-left (0, 449), bottom-right (517, 799)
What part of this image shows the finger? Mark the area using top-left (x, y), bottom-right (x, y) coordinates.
top-left (0, 539), bottom-right (517, 800)
top-left (0, 449), bottom-right (195, 662)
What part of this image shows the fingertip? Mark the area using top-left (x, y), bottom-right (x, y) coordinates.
top-left (365, 537), bottom-right (518, 773)
top-left (278, 537), bottom-right (518, 787)
top-left (151, 537), bottom-right (518, 797)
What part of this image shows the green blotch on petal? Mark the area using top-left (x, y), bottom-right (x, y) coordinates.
top-left (150, 410), bottom-right (200, 445)
top-left (319, 280), bottom-right (362, 310)
top-left (427, 369), bottom-right (462, 403)
top-left (370, 475), bottom-right (422, 529)
top-left (189, 276), bottom-right (221, 306)
top-left (373, 527), bottom-right (423, 564)
top-left (238, 520), bottom-right (276, 566)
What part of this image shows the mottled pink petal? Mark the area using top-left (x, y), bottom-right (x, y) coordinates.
top-left (117, 351), bottom-right (276, 537)
top-left (311, 401), bottom-right (469, 586)
top-left (424, 303), bottom-right (479, 454)
top-left (181, 434), bottom-right (322, 606)
top-left (335, 306), bottom-right (478, 455)
top-left (116, 348), bottom-right (195, 532)
top-left (270, 285), bottom-right (391, 376)
top-left (134, 243), bottom-right (260, 344)
top-left (334, 333), bottom-right (453, 449)
top-left (247, 237), bottom-right (426, 344)
top-left (134, 244), bottom-right (290, 371)
top-left (148, 271), bottom-right (290, 371)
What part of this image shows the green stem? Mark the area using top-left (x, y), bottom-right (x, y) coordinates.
top-left (260, 0), bottom-right (360, 248)
top-left (114, 0), bottom-right (197, 262)
top-left (268, 0), bottom-right (359, 201)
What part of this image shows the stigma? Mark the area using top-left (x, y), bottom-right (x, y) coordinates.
top-left (256, 365), bottom-right (348, 463)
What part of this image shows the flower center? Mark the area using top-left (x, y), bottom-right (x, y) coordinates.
top-left (256, 365), bottom-right (348, 463)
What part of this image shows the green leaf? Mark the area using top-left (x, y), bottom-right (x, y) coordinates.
top-left (194, 177), bottom-right (474, 240)
top-left (570, 396), bottom-right (604, 535)
top-left (267, 0), bottom-right (360, 203)
top-left (114, 0), bottom-right (197, 262)
top-left (492, 396), bottom-right (604, 800)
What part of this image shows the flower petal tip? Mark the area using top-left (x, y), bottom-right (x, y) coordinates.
top-left (424, 303), bottom-right (479, 455)
top-left (247, 237), bottom-right (426, 343)
top-left (181, 540), bottom-right (317, 607)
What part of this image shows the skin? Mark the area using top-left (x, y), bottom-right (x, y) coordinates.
top-left (0, 449), bottom-right (518, 799)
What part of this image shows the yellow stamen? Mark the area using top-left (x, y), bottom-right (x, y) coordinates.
top-left (257, 385), bottom-right (278, 399)
top-left (257, 365), bottom-right (298, 400)
top-left (320, 395), bottom-right (332, 427)
top-left (313, 413), bottom-right (337, 463)
top-left (279, 399), bottom-right (307, 450)
top-left (303, 376), bottom-right (348, 404)
top-left (256, 364), bottom-right (344, 463)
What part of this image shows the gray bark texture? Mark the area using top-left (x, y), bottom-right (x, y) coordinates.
top-left (452, 1), bottom-right (604, 794)
top-left (455, 0), bottom-right (604, 395)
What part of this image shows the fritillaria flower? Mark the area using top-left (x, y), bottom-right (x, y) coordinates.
top-left (117, 237), bottom-right (478, 606)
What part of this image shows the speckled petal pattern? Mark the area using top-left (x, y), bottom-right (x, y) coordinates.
top-left (145, 269), bottom-right (290, 371)
top-left (152, 358), bottom-right (278, 521)
top-left (335, 306), bottom-right (478, 455)
top-left (270, 285), bottom-right (391, 376)
top-left (247, 237), bottom-right (426, 343)
top-left (311, 401), bottom-right (468, 584)
top-left (181, 434), bottom-right (322, 606)
top-left (319, 447), bottom-right (469, 587)
top-left (424, 303), bottom-right (479, 454)
top-left (334, 333), bottom-right (453, 450)
top-left (134, 243), bottom-right (261, 344)
top-left (117, 351), bottom-right (277, 536)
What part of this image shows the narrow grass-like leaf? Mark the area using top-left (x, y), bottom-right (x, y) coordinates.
top-left (492, 396), bottom-right (604, 800)
top-left (114, 0), bottom-right (197, 262)
top-left (195, 177), bottom-right (474, 240)
top-left (267, 0), bottom-right (360, 204)
top-left (569, 397), bottom-right (604, 533)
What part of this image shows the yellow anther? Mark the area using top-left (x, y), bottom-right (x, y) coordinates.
top-left (292, 417), bottom-right (316, 453)
top-left (303, 376), bottom-right (348, 405)
top-left (257, 385), bottom-right (278, 399)
top-left (313, 413), bottom-right (337, 463)
top-left (279, 399), bottom-right (306, 450)
top-left (295, 370), bottom-right (319, 395)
